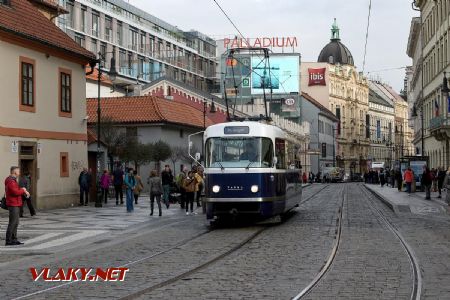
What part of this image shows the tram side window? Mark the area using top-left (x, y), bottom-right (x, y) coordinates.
top-left (275, 138), bottom-right (286, 169)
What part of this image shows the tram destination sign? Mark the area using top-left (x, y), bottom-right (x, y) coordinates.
top-left (224, 126), bottom-right (250, 135)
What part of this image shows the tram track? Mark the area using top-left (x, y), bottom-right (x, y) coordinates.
top-left (292, 183), bottom-right (422, 300)
top-left (14, 184), bottom-right (332, 300)
top-left (360, 184), bottom-right (422, 300)
top-left (292, 184), bottom-right (346, 300)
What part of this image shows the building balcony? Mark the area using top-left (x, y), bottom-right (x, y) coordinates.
top-left (429, 116), bottom-right (450, 141)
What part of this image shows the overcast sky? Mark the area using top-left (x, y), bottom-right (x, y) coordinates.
top-left (130, 0), bottom-right (418, 92)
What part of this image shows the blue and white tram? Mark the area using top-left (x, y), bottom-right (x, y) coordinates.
top-left (203, 121), bottom-right (303, 220)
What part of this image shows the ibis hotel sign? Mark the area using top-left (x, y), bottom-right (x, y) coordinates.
top-left (308, 68), bottom-right (326, 86)
top-left (223, 37), bottom-right (298, 49)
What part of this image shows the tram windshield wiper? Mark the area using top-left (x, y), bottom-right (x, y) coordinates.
top-left (216, 161), bottom-right (225, 170)
top-left (246, 161), bottom-right (255, 170)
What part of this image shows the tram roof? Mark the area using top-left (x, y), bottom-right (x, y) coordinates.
top-left (205, 121), bottom-right (286, 139)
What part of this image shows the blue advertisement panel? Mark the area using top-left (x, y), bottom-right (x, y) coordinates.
top-left (251, 56), bottom-right (299, 94)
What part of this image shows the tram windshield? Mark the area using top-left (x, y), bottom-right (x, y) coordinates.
top-left (205, 137), bottom-right (274, 168)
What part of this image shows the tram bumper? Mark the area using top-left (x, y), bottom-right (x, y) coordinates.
top-left (205, 197), bottom-right (284, 220)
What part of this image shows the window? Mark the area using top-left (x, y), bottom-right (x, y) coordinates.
top-left (60, 152), bottom-right (69, 177)
top-left (205, 137), bottom-right (274, 169)
top-left (119, 49), bottom-right (127, 74)
top-left (91, 39), bottom-right (97, 54)
top-left (20, 57), bottom-right (35, 112)
top-left (92, 12), bottom-right (99, 37)
top-left (335, 106), bottom-right (341, 135)
top-left (59, 70), bottom-right (72, 117)
top-left (100, 43), bottom-right (106, 61)
top-left (275, 138), bottom-right (286, 169)
top-left (80, 6), bottom-right (86, 32)
top-left (105, 16), bottom-right (112, 41)
top-left (74, 34), bottom-right (85, 47)
top-left (321, 143), bottom-right (327, 158)
top-left (129, 28), bottom-right (138, 51)
top-left (66, 1), bottom-right (74, 28)
top-left (376, 120), bottom-right (381, 139)
top-left (117, 22), bottom-right (123, 45)
top-left (140, 33), bottom-right (146, 53)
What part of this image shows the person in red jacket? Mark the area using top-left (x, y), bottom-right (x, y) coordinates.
top-left (5, 166), bottom-right (29, 246)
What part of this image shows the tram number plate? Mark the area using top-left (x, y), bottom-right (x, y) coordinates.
top-left (224, 126), bottom-right (250, 134)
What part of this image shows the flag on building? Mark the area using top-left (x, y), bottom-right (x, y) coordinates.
top-left (435, 99), bottom-right (440, 117)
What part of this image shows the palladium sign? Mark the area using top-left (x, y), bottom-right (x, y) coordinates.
top-left (223, 37), bottom-right (298, 49)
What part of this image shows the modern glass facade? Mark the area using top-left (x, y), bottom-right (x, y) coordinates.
top-left (57, 0), bottom-right (217, 91)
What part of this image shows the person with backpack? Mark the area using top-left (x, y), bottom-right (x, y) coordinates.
top-left (176, 167), bottom-right (188, 209)
top-left (183, 171), bottom-right (197, 215)
top-left (148, 170), bottom-right (163, 217)
top-left (124, 168), bottom-right (136, 212)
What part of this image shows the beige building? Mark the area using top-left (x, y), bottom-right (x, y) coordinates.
top-left (407, 0), bottom-right (450, 169)
top-left (0, 0), bottom-right (95, 209)
top-left (301, 20), bottom-right (370, 174)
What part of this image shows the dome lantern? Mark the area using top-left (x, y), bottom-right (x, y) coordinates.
top-left (318, 19), bottom-right (354, 66)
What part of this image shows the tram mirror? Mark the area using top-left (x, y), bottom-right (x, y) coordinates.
top-left (195, 152), bottom-right (201, 161)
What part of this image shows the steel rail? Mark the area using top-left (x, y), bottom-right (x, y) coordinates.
top-left (361, 184), bottom-right (422, 300)
top-left (292, 184), bottom-right (346, 300)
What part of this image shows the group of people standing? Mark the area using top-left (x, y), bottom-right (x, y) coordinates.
top-left (78, 164), bottom-right (204, 217)
top-left (365, 166), bottom-right (450, 205)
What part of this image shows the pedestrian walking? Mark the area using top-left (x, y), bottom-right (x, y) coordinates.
top-left (133, 170), bottom-right (144, 205)
top-left (183, 171), bottom-right (197, 215)
top-left (421, 167), bottom-right (432, 200)
top-left (444, 167), bottom-right (450, 205)
top-left (431, 168), bottom-right (438, 192)
top-left (19, 171), bottom-right (36, 217)
top-left (78, 168), bottom-right (91, 206)
top-left (148, 170), bottom-right (163, 216)
top-left (5, 166), bottom-right (29, 246)
top-left (112, 165), bottom-right (124, 205)
top-left (175, 167), bottom-right (188, 209)
top-left (100, 170), bottom-right (111, 204)
top-left (437, 167), bottom-right (447, 199)
top-left (302, 172), bottom-right (307, 184)
top-left (404, 167), bottom-right (414, 195)
top-left (161, 165), bottom-right (173, 209)
top-left (124, 168), bottom-right (136, 212)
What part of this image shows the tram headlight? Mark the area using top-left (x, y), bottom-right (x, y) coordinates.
top-left (251, 185), bottom-right (259, 193)
top-left (212, 185), bottom-right (221, 193)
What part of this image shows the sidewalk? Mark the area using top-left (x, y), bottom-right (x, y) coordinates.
top-left (364, 184), bottom-right (449, 215)
top-left (0, 196), bottom-right (200, 255)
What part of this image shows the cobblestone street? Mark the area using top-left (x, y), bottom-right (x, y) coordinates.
top-left (0, 183), bottom-right (449, 299)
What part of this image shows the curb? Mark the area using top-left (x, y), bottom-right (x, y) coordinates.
top-left (362, 184), bottom-right (397, 213)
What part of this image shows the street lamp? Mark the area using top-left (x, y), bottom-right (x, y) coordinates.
top-left (87, 52), bottom-right (117, 208)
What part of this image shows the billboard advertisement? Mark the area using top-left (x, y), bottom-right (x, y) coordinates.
top-left (251, 56), bottom-right (299, 95)
top-left (308, 68), bottom-right (326, 86)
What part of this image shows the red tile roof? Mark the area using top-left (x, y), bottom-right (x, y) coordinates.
top-left (0, 0), bottom-right (95, 61)
top-left (87, 95), bottom-right (214, 129)
top-left (86, 68), bottom-right (113, 85)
